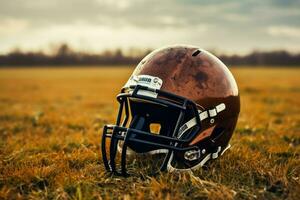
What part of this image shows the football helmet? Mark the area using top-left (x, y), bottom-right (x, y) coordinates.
top-left (101, 45), bottom-right (240, 175)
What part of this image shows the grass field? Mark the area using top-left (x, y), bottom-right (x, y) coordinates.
top-left (0, 67), bottom-right (299, 200)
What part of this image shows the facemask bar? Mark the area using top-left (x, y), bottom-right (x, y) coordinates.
top-left (101, 85), bottom-right (202, 176)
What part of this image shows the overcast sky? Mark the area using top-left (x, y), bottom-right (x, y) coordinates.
top-left (0, 0), bottom-right (300, 54)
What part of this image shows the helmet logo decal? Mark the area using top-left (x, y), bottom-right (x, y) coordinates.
top-left (124, 75), bottom-right (163, 98)
top-left (124, 75), bottom-right (162, 89)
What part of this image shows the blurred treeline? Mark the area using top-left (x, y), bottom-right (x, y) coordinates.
top-left (0, 44), bottom-right (300, 67)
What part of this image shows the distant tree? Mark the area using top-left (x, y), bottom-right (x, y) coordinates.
top-left (0, 44), bottom-right (300, 67)
top-left (56, 44), bottom-right (73, 57)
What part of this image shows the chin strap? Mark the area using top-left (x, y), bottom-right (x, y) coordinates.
top-left (177, 103), bottom-right (226, 138)
top-left (167, 144), bottom-right (231, 172)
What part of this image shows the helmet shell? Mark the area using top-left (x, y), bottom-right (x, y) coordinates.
top-left (128, 45), bottom-right (240, 134)
top-left (125, 45), bottom-right (240, 169)
top-left (129, 45), bottom-right (238, 100)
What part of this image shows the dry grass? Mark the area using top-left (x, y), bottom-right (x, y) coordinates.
top-left (0, 66), bottom-right (299, 200)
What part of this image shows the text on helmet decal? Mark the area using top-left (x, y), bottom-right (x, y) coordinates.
top-left (124, 75), bottom-right (163, 98)
top-left (124, 75), bottom-right (163, 90)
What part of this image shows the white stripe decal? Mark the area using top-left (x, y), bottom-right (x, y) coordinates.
top-left (216, 103), bottom-right (226, 112)
top-left (199, 111), bottom-right (208, 120)
top-left (177, 103), bottom-right (226, 138)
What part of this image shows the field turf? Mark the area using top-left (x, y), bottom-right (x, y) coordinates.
top-left (0, 67), bottom-right (299, 199)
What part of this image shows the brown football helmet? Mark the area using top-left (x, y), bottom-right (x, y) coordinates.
top-left (102, 45), bottom-right (240, 175)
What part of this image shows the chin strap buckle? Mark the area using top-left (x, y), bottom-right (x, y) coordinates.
top-left (212, 146), bottom-right (222, 159)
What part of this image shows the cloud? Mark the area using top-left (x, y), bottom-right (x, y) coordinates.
top-left (96, 0), bottom-right (133, 10)
top-left (267, 26), bottom-right (300, 38)
top-left (0, 0), bottom-right (297, 29)
top-left (0, 22), bottom-right (211, 53)
top-left (0, 0), bottom-right (246, 28)
top-left (271, 0), bottom-right (300, 7)
top-left (0, 0), bottom-right (299, 53)
top-left (222, 13), bottom-right (251, 22)
top-left (0, 18), bottom-right (29, 35)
